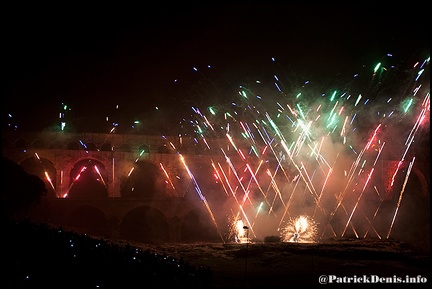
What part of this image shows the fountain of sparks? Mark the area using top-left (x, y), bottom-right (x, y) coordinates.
top-left (169, 54), bottom-right (430, 244)
top-left (280, 215), bottom-right (318, 243)
top-left (231, 219), bottom-right (251, 244)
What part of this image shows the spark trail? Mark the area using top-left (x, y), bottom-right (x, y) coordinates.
top-left (172, 54), bottom-right (429, 243)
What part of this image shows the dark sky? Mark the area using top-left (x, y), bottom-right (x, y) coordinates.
top-left (2, 3), bottom-right (430, 134)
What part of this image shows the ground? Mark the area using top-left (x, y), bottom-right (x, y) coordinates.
top-left (126, 238), bottom-right (430, 288)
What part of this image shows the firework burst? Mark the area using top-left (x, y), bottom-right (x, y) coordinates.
top-left (280, 215), bottom-right (318, 243)
top-left (171, 53), bottom-right (429, 243)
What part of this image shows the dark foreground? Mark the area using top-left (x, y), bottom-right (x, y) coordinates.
top-left (131, 239), bottom-right (430, 288)
top-left (3, 219), bottom-right (430, 288)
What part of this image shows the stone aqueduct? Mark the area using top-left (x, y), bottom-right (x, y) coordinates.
top-left (3, 130), bottom-right (232, 242)
top-left (2, 130), bottom-right (430, 243)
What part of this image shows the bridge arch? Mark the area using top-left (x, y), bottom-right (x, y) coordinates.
top-left (138, 143), bottom-right (150, 154)
top-left (120, 160), bottom-right (166, 198)
top-left (180, 209), bottom-right (221, 242)
top-left (119, 205), bottom-right (169, 243)
top-left (100, 141), bottom-right (113, 151)
top-left (64, 204), bottom-right (109, 237)
top-left (84, 141), bottom-right (97, 151)
top-left (67, 158), bottom-right (109, 199)
top-left (375, 162), bottom-right (430, 242)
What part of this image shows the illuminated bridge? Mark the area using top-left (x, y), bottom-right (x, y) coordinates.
top-left (2, 131), bottom-right (233, 242)
top-left (2, 130), bottom-right (430, 243)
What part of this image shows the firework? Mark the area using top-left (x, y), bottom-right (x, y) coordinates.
top-left (17, 53), bottom-right (429, 245)
top-left (172, 54), bottom-right (430, 243)
top-left (280, 215), bottom-right (318, 243)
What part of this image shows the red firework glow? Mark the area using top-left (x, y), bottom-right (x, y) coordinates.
top-left (167, 55), bottom-right (430, 243)
top-left (9, 55), bottom-right (429, 245)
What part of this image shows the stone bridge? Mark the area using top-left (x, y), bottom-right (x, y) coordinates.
top-left (2, 131), bottom-right (236, 242)
top-left (2, 131), bottom-right (229, 198)
top-left (2, 130), bottom-right (430, 243)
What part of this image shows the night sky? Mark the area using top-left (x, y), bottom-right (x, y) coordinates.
top-left (2, 3), bottom-right (430, 134)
